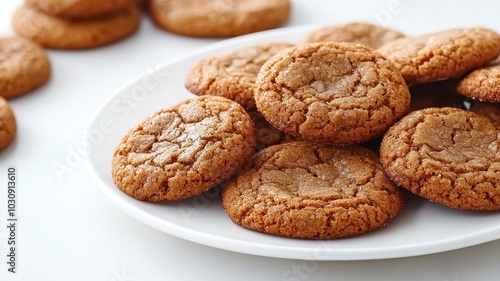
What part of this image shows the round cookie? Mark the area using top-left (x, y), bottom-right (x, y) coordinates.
top-left (112, 96), bottom-right (256, 201)
top-left (255, 42), bottom-right (411, 144)
top-left (377, 28), bottom-right (500, 86)
top-left (456, 57), bottom-right (500, 102)
top-left (26, 0), bottom-right (140, 19)
top-left (150, 0), bottom-right (291, 37)
top-left (0, 36), bottom-right (51, 99)
top-left (380, 107), bottom-right (500, 210)
top-left (301, 22), bottom-right (405, 49)
top-left (248, 110), bottom-right (296, 151)
top-left (12, 4), bottom-right (140, 50)
top-left (0, 97), bottom-right (17, 151)
top-left (185, 42), bottom-right (294, 110)
top-left (222, 141), bottom-right (404, 239)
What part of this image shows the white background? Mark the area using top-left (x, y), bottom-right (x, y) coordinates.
top-left (1, 0), bottom-right (500, 280)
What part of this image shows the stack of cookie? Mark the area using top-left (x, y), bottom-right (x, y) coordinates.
top-left (12, 0), bottom-right (142, 50)
top-left (111, 23), bottom-right (500, 241)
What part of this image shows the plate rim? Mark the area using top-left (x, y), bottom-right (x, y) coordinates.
top-left (84, 24), bottom-right (500, 261)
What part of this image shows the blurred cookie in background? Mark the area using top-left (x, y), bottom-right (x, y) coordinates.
top-left (0, 97), bottom-right (17, 151)
top-left (12, 3), bottom-right (141, 50)
top-left (301, 22), bottom-right (405, 49)
top-left (0, 36), bottom-right (50, 99)
top-left (150, 0), bottom-right (291, 37)
top-left (456, 56), bottom-right (500, 103)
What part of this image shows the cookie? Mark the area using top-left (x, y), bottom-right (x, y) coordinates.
top-left (254, 42), bottom-right (411, 144)
top-left (149, 0), bottom-right (291, 37)
top-left (456, 57), bottom-right (500, 102)
top-left (0, 97), bottom-right (17, 151)
top-left (301, 22), bottom-right (405, 49)
top-left (380, 107), bottom-right (500, 210)
top-left (185, 43), bottom-right (294, 110)
top-left (26, 0), bottom-right (140, 19)
top-left (12, 4), bottom-right (140, 50)
top-left (248, 110), bottom-right (296, 151)
top-left (112, 96), bottom-right (256, 201)
top-left (222, 141), bottom-right (404, 239)
top-left (377, 28), bottom-right (500, 86)
top-left (0, 36), bottom-right (51, 99)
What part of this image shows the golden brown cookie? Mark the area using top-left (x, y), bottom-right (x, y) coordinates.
top-left (254, 42), bottom-right (411, 144)
top-left (248, 110), bottom-right (296, 151)
top-left (26, 0), bottom-right (141, 19)
top-left (377, 28), bottom-right (500, 86)
top-left (222, 141), bottom-right (404, 239)
top-left (185, 43), bottom-right (294, 110)
top-left (456, 57), bottom-right (500, 102)
top-left (149, 0), bottom-right (291, 37)
top-left (380, 107), bottom-right (500, 210)
top-left (112, 96), bottom-right (256, 201)
top-left (301, 22), bottom-right (405, 49)
top-left (12, 4), bottom-right (141, 50)
top-left (0, 97), bottom-right (17, 151)
top-left (0, 36), bottom-right (51, 99)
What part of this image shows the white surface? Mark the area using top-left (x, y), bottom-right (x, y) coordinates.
top-left (86, 25), bottom-right (500, 261)
top-left (1, 0), bottom-right (500, 280)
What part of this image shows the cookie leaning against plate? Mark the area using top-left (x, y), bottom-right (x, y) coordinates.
top-left (26, 0), bottom-right (140, 19)
top-left (12, 4), bottom-right (140, 50)
top-left (112, 96), bottom-right (256, 201)
top-left (222, 141), bottom-right (404, 239)
top-left (301, 22), bottom-right (405, 49)
top-left (377, 28), bottom-right (500, 86)
top-left (150, 0), bottom-right (291, 37)
top-left (380, 107), bottom-right (500, 210)
top-left (0, 97), bottom-right (17, 151)
top-left (255, 42), bottom-right (411, 144)
top-left (185, 42), bottom-right (294, 110)
top-left (456, 57), bottom-right (500, 102)
top-left (0, 36), bottom-right (51, 99)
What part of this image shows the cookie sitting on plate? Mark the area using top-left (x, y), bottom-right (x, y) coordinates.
top-left (112, 96), bottom-right (256, 201)
top-left (0, 36), bottom-right (51, 99)
top-left (254, 42), bottom-right (411, 144)
top-left (185, 42), bottom-right (294, 110)
top-left (301, 22), bottom-right (405, 49)
top-left (222, 141), bottom-right (404, 239)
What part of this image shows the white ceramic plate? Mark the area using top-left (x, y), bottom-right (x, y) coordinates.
top-left (85, 25), bottom-right (500, 261)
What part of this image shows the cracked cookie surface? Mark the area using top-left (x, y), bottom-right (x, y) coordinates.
top-left (185, 43), bottom-right (294, 110)
top-left (380, 107), bottom-right (500, 210)
top-left (301, 22), bottom-right (405, 49)
top-left (456, 57), bottom-right (500, 102)
top-left (0, 36), bottom-right (50, 99)
top-left (0, 97), bottom-right (17, 151)
top-left (112, 96), bottom-right (256, 201)
top-left (255, 42), bottom-right (410, 144)
top-left (222, 141), bottom-right (404, 239)
top-left (377, 28), bottom-right (500, 86)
